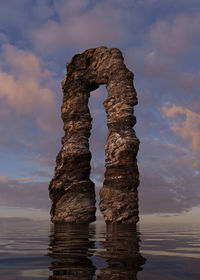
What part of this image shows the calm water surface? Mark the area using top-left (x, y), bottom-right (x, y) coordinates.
top-left (0, 217), bottom-right (200, 279)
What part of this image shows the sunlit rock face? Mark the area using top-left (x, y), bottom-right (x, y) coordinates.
top-left (49, 46), bottom-right (139, 223)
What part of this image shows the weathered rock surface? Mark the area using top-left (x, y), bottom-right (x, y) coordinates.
top-left (49, 46), bottom-right (139, 223)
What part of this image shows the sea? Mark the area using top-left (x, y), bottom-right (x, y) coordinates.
top-left (0, 211), bottom-right (200, 279)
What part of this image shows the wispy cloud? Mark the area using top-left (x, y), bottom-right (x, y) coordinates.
top-left (0, 175), bottom-right (50, 209)
top-left (139, 138), bottom-right (200, 214)
top-left (0, 41), bottom-right (62, 171)
top-left (162, 104), bottom-right (200, 153)
top-left (29, 0), bottom-right (139, 54)
top-left (0, 43), bottom-right (56, 129)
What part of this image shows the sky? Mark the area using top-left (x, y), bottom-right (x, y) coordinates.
top-left (0, 0), bottom-right (200, 221)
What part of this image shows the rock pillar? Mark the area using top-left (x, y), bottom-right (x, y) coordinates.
top-left (49, 72), bottom-right (96, 223)
top-left (49, 46), bottom-right (139, 223)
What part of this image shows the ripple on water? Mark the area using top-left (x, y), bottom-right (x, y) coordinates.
top-left (0, 218), bottom-right (200, 279)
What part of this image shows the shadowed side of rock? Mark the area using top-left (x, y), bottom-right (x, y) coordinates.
top-left (49, 46), bottom-right (139, 224)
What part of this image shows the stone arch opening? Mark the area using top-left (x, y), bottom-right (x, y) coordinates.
top-left (88, 86), bottom-right (107, 215)
top-left (49, 47), bottom-right (140, 224)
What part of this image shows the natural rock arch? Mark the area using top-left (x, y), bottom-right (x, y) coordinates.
top-left (49, 46), bottom-right (140, 224)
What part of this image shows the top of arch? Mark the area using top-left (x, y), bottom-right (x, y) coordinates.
top-left (62, 46), bottom-right (134, 92)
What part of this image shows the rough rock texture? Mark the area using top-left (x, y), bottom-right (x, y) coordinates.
top-left (49, 46), bottom-right (139, 223)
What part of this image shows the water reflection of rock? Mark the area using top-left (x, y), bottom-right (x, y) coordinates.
top-left (48, 223), bottom-right (96, 280)
top-left (97, 224), bottom-right (146, 280)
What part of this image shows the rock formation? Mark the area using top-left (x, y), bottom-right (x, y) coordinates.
top-left (49, 46), bottom-right (139, 223)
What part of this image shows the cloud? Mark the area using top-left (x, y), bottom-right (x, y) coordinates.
top-left (124, 11), bottom-right (200, 157)
top-left (29, 0), bottom-right (139, 54)
top-left (139, 172), bottom-right (200, 214)
top-left (0, 44), bottom-right (55, 122)
top-left (178, 71), bottom-right (200, 95)
top-left (162, 104), bottom-right (200, 153)
top-left (53, 0), bottom-right (90, 19)
top-left (0, 175), bottom-right (50, 209)
top-left (0, 0), bottom-right (31, 28)
top-left (173, 155), bottom-right (200, 170)
top-left (138, 138), bottom-right (200, 214)
top-left (125, 12), bottom-right (200, 91)
top-left (0, 0), bottom-right (199, 217)
top-left (148, 14), bottom-right (200, 57)
top-left (0, 41), bottom-right (62, 170)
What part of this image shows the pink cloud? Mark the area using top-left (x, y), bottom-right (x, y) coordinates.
top-left (0, 43), bottom-right (59, 131)
top-left (173, 155), bottom-right (200, 170)
top-left (162, 104), bottom-right (200, 153)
